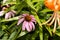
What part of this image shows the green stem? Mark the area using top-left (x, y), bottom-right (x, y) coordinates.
top-left (8, 21), bottom-right (17, 29)
top-left (39, 27), bottom-right (43, 40)
top-left (31, 11), bottom-right (42, 27)
top-left (0, 16), bottom-right (22, 22)
top-left (31, 11), bottom-right (43, 40)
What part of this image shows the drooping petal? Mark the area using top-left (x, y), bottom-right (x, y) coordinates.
top-left (17, 18), bottom-right (24, 25)
top-left (25, 21), bottom-right (31, 32)
top-left (22, 21), bottom-right (26, 31)
top-left (30, 15), bottom-right (36, 23)
top-left (11, 12), bottom-right (15, 17)
top-left (28, 22), bottom-right (32, 30)
top-left (31, 19), bottom-right (36, 24)
top-left (5, 13), bottom-right (11, 19)
top-left (0, 11), bottom-right (4, 16)
top-left (5, 14), bottom-right (8, 19)
top-left (31, 17), bottom-right (35, 20)
top-left (30, 22), bottom-right (35, 31)
top-left (8, 14), bottom-right (11, 18)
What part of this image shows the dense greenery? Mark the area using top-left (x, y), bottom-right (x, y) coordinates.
top-left (0, 0), bottom-right (60, 40)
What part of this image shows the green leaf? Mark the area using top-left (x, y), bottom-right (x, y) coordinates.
top-left (2, 33), bottom-right (8, 40)
top-left (31, 26), bottom-right (39, 40)
top-left (25, 0), bottom-right (36, 11)
top-left (18, 31), bottom-right (28, 38)
top-left (44, 33), bottom-right (49, 40)
top-left (41, 8), bottom-right (52, 13)
top-left (8, 31), bottom-right (17, 40)
top-left (31, 11), bottom-right (43, 40)
top-left (45, 26), bottom-right (52, 36)
top-left (31, 11), bottom-right (42, 27)
top-left (39, 27), bottom-right (43, 40)
top-left (8, 21), bottom-right (17, 29)
top-left (56, 30), bottom-right (60, 36)
top-left (8, 25), bottom-right (22, 40)
top-left (2, 25), bottom-right (7, 30)
top-left (0, 30), bottom-right (4, 37)
top-left (32, 0), bottom-right (40, 2)
top-left (16, 1), bottom-right (27, 14)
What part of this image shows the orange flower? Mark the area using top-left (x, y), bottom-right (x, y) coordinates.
top-left (44, 0), bottom-right (55, 10)
top-left (57, 0), bottom-right (60, 10)
top-left (44, 0), bottom-right (60, 33)
top-left (44, 0), bottom-right (60, 11)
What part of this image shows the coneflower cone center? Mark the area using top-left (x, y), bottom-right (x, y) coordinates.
top-left (25, 15), bottom-right (31, 22)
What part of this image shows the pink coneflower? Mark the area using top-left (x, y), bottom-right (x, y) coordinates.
top-left (5, 10), bottom-right (16, 19)
top-left (17, 14), bottom-right (36, 32)
top-left (0, 11), bottom-right (4, 16)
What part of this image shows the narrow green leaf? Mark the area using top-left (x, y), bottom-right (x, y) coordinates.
top-left (44, 33), bottom-right (49, 40)
top-left (0, 30), bottom-right (4, 37)
top-left (8, 25), bottom-right (22, 40)
top-left (0, 16), bottom-right (21, 22)
top-left (39, 27), bottom-right (43, 40)
top-left (8, 31), bottom-right (17, 40)
top-left (56, 30), bottom-right (60, 36)
top-left (41, 8), bottom-right (52, 13)
top-left (2, 25), bottom-right (8, 30)
top-left (45, 26), bottom-right (52, 36)
top-left (2, 33), bottom-right (8, 40)
top-left (8, 21), bottom-right (17, 29)
top-left (25, 0), bottom-right (36, 11)
top-left (18, 31), bottom-right (28, 38)
top-left (31, 11), bottom-right (42, 27)
top-left (32, 0), bottom-right (40, 2)
top-left (31, 27), bottom-right (39, 40)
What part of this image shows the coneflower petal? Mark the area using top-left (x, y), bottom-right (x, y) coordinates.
top-left (22, 14), bottom-right (27, 17)
top-left (31, 19), bottom-right (36, 24)
top-left (17, 18), bottom-right (24, 25)
top-left (29, 22), bottom-right (32, 30)
top-left (5, 13), bottom-right (11, 19)
top-left (22, 21), bottom-right (26, 31)
top-left (0, 11), bottom-right (4, 16)
top-left (30, 22), bottom-right (35, 31)
top-left (25, 21), bottom-right (31, 32)
top-left (11, 12), bottom-right (15, 17)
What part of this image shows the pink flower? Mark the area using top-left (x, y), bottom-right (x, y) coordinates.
top-left (17, 14), bottom-right (36, 32)
top-left (5, 10), bottom-right (16, 19)
top-left (0, 11), bottom-right (4, 16)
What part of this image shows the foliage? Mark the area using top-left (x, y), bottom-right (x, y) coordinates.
top-left (0, 0), bottom-right (60, 40)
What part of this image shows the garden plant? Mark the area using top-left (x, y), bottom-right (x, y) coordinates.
top-left (0, 0), bottom-right (60, 40)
